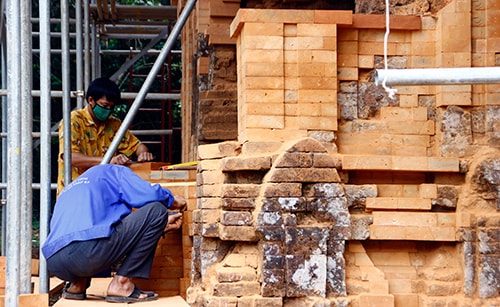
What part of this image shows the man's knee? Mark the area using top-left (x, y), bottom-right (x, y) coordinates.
top-left (142, 202), bottom-right (168, 221)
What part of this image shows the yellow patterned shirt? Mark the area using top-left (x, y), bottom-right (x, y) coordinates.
top-left (57, 105), bottom-right (141, 194)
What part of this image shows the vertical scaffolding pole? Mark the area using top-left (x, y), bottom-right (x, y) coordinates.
top-left (91, 17), bottom-right (99, 79)
top-left (101, 0), bottom-right (198, 164)
top-left (61, 0), bottom-right (72, 188)
top-left (76, 0), bottom-right (84, 108)
top-left (20, 0), bottom-right (33, 294)
top-left (1, 0), bottom-right (7, 258)
top-left (38, 0), bottom-right (52, 294)
top-left (5, 0), bottom-right (22, 304)
top-left (83, 0), bottom-right (91, 90)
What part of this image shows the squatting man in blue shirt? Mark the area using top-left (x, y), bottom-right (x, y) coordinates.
top-left (42, 164), bottom-right (186, 303)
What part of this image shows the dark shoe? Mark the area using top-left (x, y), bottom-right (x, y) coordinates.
top-left (62, 282), bottom-right (86, 300)
top-left (105, 286), bottom-right (158, 303)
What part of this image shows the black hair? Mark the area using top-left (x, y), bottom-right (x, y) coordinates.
top-left (85, 77), bottom-right (121, 104)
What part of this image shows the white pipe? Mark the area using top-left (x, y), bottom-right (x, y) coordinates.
top-left (375, 67), bottom-right (500, 86)
top-left (38, 0), bottom-right (52, 294)
top-left (5, 0), bottom-right (22, 304)
top-left (20, 0), bottom-right (33, 294)
top-left (101, 0), bottom-right (198, 164)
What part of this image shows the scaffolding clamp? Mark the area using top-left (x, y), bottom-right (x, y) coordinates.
top-left (72, 90), bottom-right (85, 98)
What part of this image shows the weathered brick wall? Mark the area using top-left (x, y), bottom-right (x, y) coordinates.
top-left (179, 0), bottom-right (500, 306)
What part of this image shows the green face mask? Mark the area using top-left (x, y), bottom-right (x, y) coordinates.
top-left (92, 104), bottom-right (114, 121)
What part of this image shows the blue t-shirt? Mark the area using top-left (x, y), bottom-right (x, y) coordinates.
top-left (42, 164), bottom-right (174, 259)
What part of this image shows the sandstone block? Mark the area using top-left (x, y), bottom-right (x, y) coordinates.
top-left (223, 198), bottom-right (256, 210)
top-left (261, 197), bottom-right (307, 212)
top-left (254, 297), bottom-right (283, 307)
top-left (269, 168), bottom-right (341, 183)
top-left (243, 62), bottom-right (284, 77)
top-left (313, 153), bottom-right (340, 168)
top-left (246, 114), bottom-right (285, 129)
top-left (285, 254), bottom-right (327, 297)
top-left (204, 296), bottom-right (237, 307)
top-left (339, 53), bottom-right (359, 67)
top-left (238, 296), bottom-right (284, 307)
top-left (201, 223), bottom-right (219, 237)
top-left (337, 67), bottom-right (359, 81)
top-left (358, 294), bottom-right (394, 307)
top-left (222, 156), bottom-right (272, 171)
top-left (386, 120), bottom-right (435, 135)
top-left (198, 170), bottom-right (223, 185)
top-left (365, 197), bottom-right (432, 210)
top-left (383, 266), bottom-right (417, 279)
top-left (245, 76), bottom-right (284, 91)
top-left (241, 22), bottom-right (284, 36)
top-left (197, 197), bottom-right (222, 209)
top-left (213, 281), bottom-right (261, 297)
top-left (262, 269), bottom-right (285, 297)
top-left (198, 159), bottom-right (222, 171)
top-left (256, 226), bottom-right (286, 241)
top-left (262, 183), bottom-right (303, 197)
top-left (393, 294), bottom-right (419, 307)
top-left (342, 155), bottom-right (392, 170)
top-left (275, 152), bottom-right (313, 168)
top-left (241, 141), bottom-right (282, 155)
top-left (286, 227), bottom-right (329, 254)
top-left (244, 102), bottom-right (285, 117)
top-left (222, 184), bottom-right (261, 198)
top-left (219, 225), bottom-right (258, 241)
top-left (257, 211), bottom-right (283, 227)
top-left (198, 142), bottom-right (240, 160)
top-left (221, 211), bottom-right (253, 226)
top-left (217, 266), bottom-right (257, 283)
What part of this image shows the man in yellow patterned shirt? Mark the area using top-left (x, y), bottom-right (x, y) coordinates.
top-left (57, 78), bottom-right (154, 195)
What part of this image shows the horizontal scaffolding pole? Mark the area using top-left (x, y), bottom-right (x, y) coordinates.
top-left (0, 129), bottom-right (173, 138)
top-left (375, 67), bottom-right (500, 86)
top-left (0, 183), bottom-right (57, 190)
top-left (32, 48), bottom-right (181, 55)
top-left (0, 89), bottom-right (180, 100)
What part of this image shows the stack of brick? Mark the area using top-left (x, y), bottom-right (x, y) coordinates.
top-left (230, 10), bottom-right (351, 144)
top-left (190, 138), bottom-right (354, 306)
top-left (182, 1), bottom-right (500, 306)
top-left (130, 163), bottom-right (196, 298)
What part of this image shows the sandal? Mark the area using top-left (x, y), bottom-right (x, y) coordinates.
top-left (105, 285), bottom-right (158, 303)
top-left (62, 282), bottom-right (86, 300)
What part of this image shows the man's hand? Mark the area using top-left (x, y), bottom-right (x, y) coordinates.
top-left (110, 154), bottom-right (132, 165)
top-left (137, 152), bottom-right (154, 162)
top-left (164, 212), bottom-right (183, 233)
top-left (171, 196), bottom-right (187, 211)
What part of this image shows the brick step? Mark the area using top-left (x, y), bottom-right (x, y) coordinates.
top-left (370, 212), bottom-right (456, 241)
top-left (129, 162), bottom-right (197, 182)
top-left (339, 144), bottom-right (429, 156)
top-left (53, 278), bottom-right (189, 307)
top-left (342, 155), bottom-right (459, 172)
top-left (366, 197), bottom-right (432, 210)
top-left (339, 119), bottom-right (434, 135)
top-left (377, 184), bottom-right (437, 198)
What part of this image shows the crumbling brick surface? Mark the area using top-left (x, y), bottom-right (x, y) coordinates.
top-left (182, 0), bottom-right (500, 305)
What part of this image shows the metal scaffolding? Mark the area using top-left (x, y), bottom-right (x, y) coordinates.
top-left (0, 0), bottom-right (195, 305)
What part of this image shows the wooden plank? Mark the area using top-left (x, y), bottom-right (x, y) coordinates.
top-left (19, 294), bottom-right (49, 307)
top-left (0, 294), bottom-right (49, 307)
top-left (52, 278), bottom-right (190, 306)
